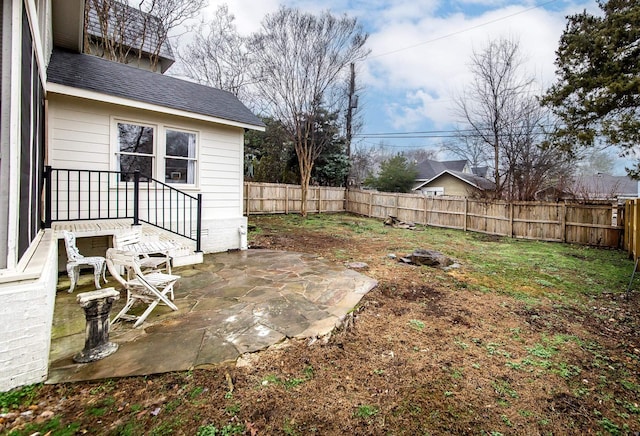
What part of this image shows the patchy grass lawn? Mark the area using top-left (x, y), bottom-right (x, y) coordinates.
top-left (2, 213), bottom-right (639, 435)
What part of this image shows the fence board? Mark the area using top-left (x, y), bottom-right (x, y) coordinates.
top-left (243, 182), bottom-right (346, 215)
top-left (243, 183), bottom-right (624, 248)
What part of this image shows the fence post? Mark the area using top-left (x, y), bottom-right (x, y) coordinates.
top-left (260, 183), bottom-right (264, 215)
top-left (423, 196), bottom-right (427, 225)
top-left (509, 202), bottom-right (514, 238)
top-left (368, 191), bottom-right (373, 218)
top-left (632, 199), bottom-right (640, 260)
top-left (43, 166), bottom-right (52, 228)
top-left (394, 194), bottom-right (399, 218)
top-left (344, 187), bottom-right (348, 213)
top-left (317, 186), bottom-right (321, 214)
top-left (626, 200), bottom-right (632, 255)
top-left (463, 198), bottom-right (468, 232)
top-left (561, 203), bottom-right (567, 243)
top-left (285, 185), bottom-right (289, 214)
top-left (133, 170), bottom-right (140, 226)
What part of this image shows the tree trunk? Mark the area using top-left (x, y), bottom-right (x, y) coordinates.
top-left (300, 167), bottom-right (310, 217)
top-left (297, 139), bottom-right (314, 218)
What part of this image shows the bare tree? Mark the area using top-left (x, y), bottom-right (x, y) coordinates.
top-left (85, 0), bottom-right (136, 64)
top-left (402, 148), bottom-right (438, 165)
top-left (576, 149), bottom-right (616, 176)
top-left (569, 175), bottom-right (621, 201)
top-left (455, 37), bottom-right (535, 197)
top-left (349, 143), bottom-right (373, 187)
top-left (454, 37), bottom-right (575, 200)
top-left (498, 95), bottom-right (572, 200)
top-left (178, 5), bottom-right (256, 105)
top-left (85, 0), bottom-right (205, 72)
top-left (441, 135), bottom-right (490, 169)
top-left (250, 7), bottom-right (369, 216)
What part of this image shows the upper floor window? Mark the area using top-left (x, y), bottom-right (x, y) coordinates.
top-left (116, 122), bottom-right (154, 181)
top-left (165, 129), bottom-right (197, 184)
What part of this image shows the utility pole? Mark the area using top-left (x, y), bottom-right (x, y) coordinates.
top-left (345, 62), bottom-right (356, 187)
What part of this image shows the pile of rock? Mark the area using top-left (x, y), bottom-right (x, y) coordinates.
top-left (398, 249), bottom-right (458, 269)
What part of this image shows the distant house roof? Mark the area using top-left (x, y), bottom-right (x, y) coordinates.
top-left (85, 0), bottom-right (175, 72)
top-left (471, 166), bottom-right (489, 178)
top-left (416, 159), bottom-right (468, 181)
top-left (414, 170), bottom-right (496, 192)
top-left (535, 173), bottom-right (638, 201)
top-left (573, 174), bottom-right (638, 198)
top-left (47, 49), bottom-right (265, 130)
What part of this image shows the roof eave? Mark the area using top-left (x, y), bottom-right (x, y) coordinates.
top-left (417, 170), bottom-right (492, 191)
top-left (47, 82), bottom-right (266, 131)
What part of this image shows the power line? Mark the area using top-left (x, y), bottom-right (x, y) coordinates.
top-left (368, 0), bottom-right (560, 59)
top-left (355, 126), bottom-right (555, 139)
top-left (359, 140), bottom-right (439, 148)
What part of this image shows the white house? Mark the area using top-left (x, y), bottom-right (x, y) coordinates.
top-left (0, 0), bottom-right (263, 392)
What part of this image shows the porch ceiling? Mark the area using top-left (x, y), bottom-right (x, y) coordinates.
top-left (51, 0), bottom-right (84, 52)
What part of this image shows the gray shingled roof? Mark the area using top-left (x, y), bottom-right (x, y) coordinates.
top-left (416, 159), bottom-right (468, 180)
top-left (573, 174), bottom-right (638, 197)
top-left (471, 166), bottom-right (489, 178)
top-left (447, 170), bottom-right (496, 191)
top-left (47, 49), bottom-right (264, 128)
top-left (85, 1), bottom-right (174, 63)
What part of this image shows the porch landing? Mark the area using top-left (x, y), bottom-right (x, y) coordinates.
top-left (47, 249), bottom-right (377, 384)
top-left (52, 219), bottom-right (203, 267)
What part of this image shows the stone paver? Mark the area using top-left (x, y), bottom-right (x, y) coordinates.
top-left (47, 249), bottom-right (377, 384)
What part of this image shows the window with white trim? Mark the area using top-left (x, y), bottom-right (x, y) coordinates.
top-left (116, 122), bottom-right (155, 181)
top-left (165, 129), bottom-right (197, 184)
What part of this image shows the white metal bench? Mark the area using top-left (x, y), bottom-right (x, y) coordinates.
top-left (113, 231), bottom-right (172, 274)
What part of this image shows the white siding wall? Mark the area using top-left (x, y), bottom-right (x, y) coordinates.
top-left (48, 94), bottom-right (247, 252)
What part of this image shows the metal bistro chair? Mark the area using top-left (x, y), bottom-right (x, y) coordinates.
top-left (62, 230), bottom-right (107, 293)
top-left (106, 248), bottom-right (180, 328)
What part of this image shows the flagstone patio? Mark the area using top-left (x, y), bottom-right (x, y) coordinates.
top-left (47, 249), bottom-right (377, 384)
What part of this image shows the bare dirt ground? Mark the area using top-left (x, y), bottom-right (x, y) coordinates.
top-left (2, 214), bottom-right (640, 435)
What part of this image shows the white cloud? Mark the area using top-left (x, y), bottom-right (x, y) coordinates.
top-left (195, 0), bottom-right (597, 135)
top-left (361, 1), bottom-right (593, 130)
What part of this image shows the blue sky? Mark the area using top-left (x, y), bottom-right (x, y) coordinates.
top-left (197, 0), bottom-right (632, 175)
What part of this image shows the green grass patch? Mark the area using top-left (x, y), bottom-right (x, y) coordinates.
top-left (261, 365), bottom-right (315, 390)
top-left (196, 423), bottom-right (245, 436)
top-left (492, 379), bottom-right (519, 399)
top-left (224, 402), bottom-right (241, 417)
top-left (6, 416), bottom-right (80, 436)
top-left (0, 384), bottom-right (41, 412)
top-left (354, 404), bottom-right (379, 419)
top-left (409, 319), bottom-right (425, 331)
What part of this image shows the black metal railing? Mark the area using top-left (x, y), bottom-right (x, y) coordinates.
top-left (44, 166), bottom-right (202, 252)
